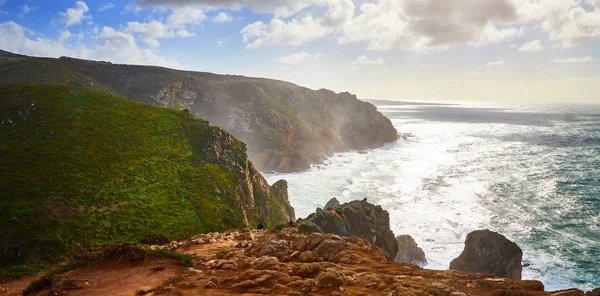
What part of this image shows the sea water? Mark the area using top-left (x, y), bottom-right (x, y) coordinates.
top-left (264, 101), bottom-right (600, 291)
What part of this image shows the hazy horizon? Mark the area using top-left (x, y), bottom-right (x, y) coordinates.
top-left (0, 0), bottom-right (598, 104)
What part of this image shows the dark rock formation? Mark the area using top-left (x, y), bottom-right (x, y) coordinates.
top-left (449, 229), bottom-right (523, 280)
top-left (394, 235), bottom-right (427, 265)
top-left (299, 199), bottom-right (398, 261)
top-left (0, 53), bottom-right (399, 173)
top-left (323, 197), bottom-right (341, 210)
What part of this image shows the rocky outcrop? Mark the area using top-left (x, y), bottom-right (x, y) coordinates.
top-left (0, 54), bottom-right (399, 172)
top-left (299, 199), bottom-right (398, 261)
top-left (13, 227), bottom-right (590, 296)
top-left (394, 235), bottom-right (427, 265)
top-left (450, 229), bottom-right (523, 280)
top-left (323, 197), bottom-right (341, 210)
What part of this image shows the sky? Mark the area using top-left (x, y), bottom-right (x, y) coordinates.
top-left (0, 0), bottom-right (599, 103)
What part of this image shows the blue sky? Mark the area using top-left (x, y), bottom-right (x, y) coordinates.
top-left (0, 0), bottom-right (599, 103)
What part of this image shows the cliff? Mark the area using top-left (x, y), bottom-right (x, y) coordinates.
top-left (0, 84), bottom-right (294, 270)
top-left (0, 53), bottom-right (398, 172)
top-left (2, 228), bottom-right (594, 296)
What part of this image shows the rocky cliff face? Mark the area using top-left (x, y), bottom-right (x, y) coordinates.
top-left (298, 198), bottom-right (398, 261)
top-left (0, 54), bottom-right (398, 172)
top-left (394, 235), bottom-right (427, 265)
top-left (450, 229), bottom-right (523, 280)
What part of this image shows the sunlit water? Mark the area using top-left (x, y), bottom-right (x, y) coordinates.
top-left (264, 102), bottom-right (600, 291)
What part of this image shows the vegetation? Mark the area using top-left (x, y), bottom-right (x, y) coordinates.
top-left (0, 84), bottom-right (287, 274)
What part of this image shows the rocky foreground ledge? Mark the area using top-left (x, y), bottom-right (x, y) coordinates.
top-left (2, 228), bottom-right (596, 296)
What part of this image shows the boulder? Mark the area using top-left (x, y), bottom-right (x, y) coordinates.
top-left (324, 198), bottom-right (341, 210)
top-left (299, 198), bottom-right (398, 260)
top-left (449, 229), bottom-right (523, 280)
top-left (394, 235), bottom-right (427, 265)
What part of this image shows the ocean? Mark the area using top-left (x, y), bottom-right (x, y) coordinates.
top-left (264, 101), bottom-right (600, 291)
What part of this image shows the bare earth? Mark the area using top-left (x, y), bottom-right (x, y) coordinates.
top-left (0, 228), bottom-right (591, 296)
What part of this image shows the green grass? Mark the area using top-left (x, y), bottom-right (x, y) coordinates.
top-left (0, 83), bottom-right (290, 273)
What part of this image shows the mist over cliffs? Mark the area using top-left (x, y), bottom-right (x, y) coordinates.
top-left (0, 53), bottom-right (398, 172)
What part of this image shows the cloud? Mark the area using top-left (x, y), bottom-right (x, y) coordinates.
top-left (518, 39), bottom-right (543, 52)
top-left (351, 55), bottom-right (384, 65)
top-left (241, 16), bottom-right (334, 48)
top-left (57, 1), bottom-right (91, 27)
top-left (135, 0), bottom-right (319, 18)
top-left (276, 51), bottom-right (321, 65)
top-left (125, 8), bottom-right (205, 47)
top-left (22, 5), bottom-right (38, 14)
top-left (0, 21), bottom-right (92, 58)
top-left (553, 56), bottom-right (595, 63)
top-left (136, 0), bottom-right (600, 51)
top-left (98, 3), bottom-right (114, 12)
top-left (95, 26), bottom-right (180, 68)
top-left (217, 36), bottom-right (231, 46)
top-left (211, 12), bottom-right (233, 23)
top-left (486, 60), bottom-right (505, 66)
top-left (176, 29), bottom-right (195, 37)
top-left (338, 0), bottom-right (524, 52)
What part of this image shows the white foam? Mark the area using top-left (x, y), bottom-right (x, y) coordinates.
top-left (263, 103), bottom-right (598, 291)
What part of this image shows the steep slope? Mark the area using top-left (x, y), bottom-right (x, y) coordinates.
top-left (0, 84), bottom-right (294, 269)
top-left (0, 53), bottom-right (398, 172)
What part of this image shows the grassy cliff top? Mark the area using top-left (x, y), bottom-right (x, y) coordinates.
top-left (0, 84), bottom-right (257, 269)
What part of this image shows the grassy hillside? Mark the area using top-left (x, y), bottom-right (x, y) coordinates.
top-left (0, 54), bottom-right (398, 172)
top-left (0, 84), bottom-right (293, 271)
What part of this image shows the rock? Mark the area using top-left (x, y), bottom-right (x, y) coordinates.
top-left (449, 230), bottom-right (523, 280)
top-left (251, 256), bottom-right (279, 270)
top-left (314, 271), bottom-right (344, 289)
top-left (324, 198), bottom-right (341, 210)
top-left (586, 288), bottom-right (600, 296)
top-left (300, 199), bottom-right (398, 260)
top-left (312, 238), bottom-right (347, 261)
top-left (394, 235), bottom-right (427, 265)
top-left (291, 263), bottom-right (322, 278)
top-left (298, 251), bottom-right (317, 262)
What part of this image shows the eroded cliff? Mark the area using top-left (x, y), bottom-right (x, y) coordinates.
top-left (0, 54), bottom-right (398, 172)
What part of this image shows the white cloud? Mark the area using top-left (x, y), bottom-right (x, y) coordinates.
top-left (136, 0), bottom-right (320, 18)
top-left (518, 39), bottom-right (544, 52)
top-left (217, 36), bottom-right (231, 46)
top-left (125, 7), bottom-right (205, 47)
top-left (211, 12), bottom-right (233, 23)
top-left (167, 7), bottom-right (206, 28)
top-left (553, 56), bottom-right (595, 63)
top-left (133, 0), bottom-right (600, 51)
top-left (240, 0), bottom-right (354, 48)
top-left (98, 3), bottom-right (114, 12)
top-left (176, 29), bottom-right (195, 37)
top-left (351, 55), bottom-right (384, 65)
top-left (57, 1), bottom-right (91, 27)
top-left (486, 60), bottom-right (505, 66)
top-left (242, 16), bottom-right (334, 48)
top-left (276, 51), bottom-right (321, 65)
top-left (0, 21), bottom-right (92, 58)
top-left (22, 5), bottom-right (38, 14)
top-left (95, 26), bottom-right (180, 68)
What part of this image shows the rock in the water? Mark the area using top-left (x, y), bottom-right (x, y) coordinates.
top-left (299, 199), bottom-right (398, 261)
top-left (394, 235), bottom-right (426, 265)
top-left (324, 198), bottom-right (341, 210)
top-left (449, 229), bottom-right (523, 280)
